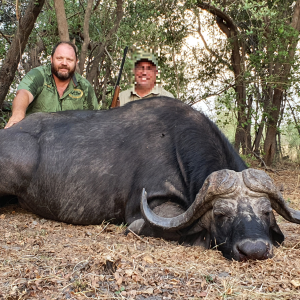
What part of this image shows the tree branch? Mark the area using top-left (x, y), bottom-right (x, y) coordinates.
top-left (195, 1), bottom-right (238, 38)
top-left (193, 9), bottom-right (231, 69)
top-left (0, 0), bottom-right (45, 106)
top-left (187, 83), bottom-right (235, 106)
top-left (94, 0), bottom-right (101, 11)
top-left (54, 0), bottom-right (70, 41)
top-left (86, 0), bottom-right (123, 83)
top-left (0, 30), bottom-right (11, 44)
top-left (287, 98), bottom-right (300, 136)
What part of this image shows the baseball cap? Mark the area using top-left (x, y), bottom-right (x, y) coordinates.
top-left (133, 51), bottom-right (158, 67)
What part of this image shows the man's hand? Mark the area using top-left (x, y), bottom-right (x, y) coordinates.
top-left (4, 89), bottom-right (34, 129)
top-left (5, 114), bottom-right (25, 129)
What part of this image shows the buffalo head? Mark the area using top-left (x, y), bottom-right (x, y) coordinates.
top-left (141, 169), bottom-right (300, 261)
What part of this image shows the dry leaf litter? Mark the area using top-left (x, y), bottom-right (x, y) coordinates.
top-left (0, 161), bottom-right (300, 299)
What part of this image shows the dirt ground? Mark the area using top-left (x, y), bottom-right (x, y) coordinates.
top-left (1, 162), bottom-right (300, 300)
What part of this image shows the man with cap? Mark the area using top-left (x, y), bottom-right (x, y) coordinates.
top-left (118, 52), bottom-right (174, 107)
top-left (5, 41), bottom-right (98, 129)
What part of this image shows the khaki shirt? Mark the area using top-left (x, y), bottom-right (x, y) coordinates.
top-left (18, 64), bottom-right (98, 114)
top-left (118, 85), bottom-right (174, 107)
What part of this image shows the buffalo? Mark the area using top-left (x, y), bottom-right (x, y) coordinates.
top-left (1, 97), bottom-right (299, 261)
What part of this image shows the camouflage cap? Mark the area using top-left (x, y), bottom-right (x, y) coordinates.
top-left (134, 52), bottom-right (158, 67)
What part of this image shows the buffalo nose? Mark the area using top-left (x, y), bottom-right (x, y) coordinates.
top-left (235, 240), bottom-right (272, 261)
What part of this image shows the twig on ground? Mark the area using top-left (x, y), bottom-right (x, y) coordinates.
top-left (127, 228), bottom-right (149, 243)
top-left (95, 222), bottom-right (110, 237)
top-left (252, 151), bottom-right (279, 174)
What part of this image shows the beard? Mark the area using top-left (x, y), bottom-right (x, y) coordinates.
top-left (51, 62), bottom-right (76, 81)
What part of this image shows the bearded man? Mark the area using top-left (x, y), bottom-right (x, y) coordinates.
top-left (5, 41), bottom-right (98, 129)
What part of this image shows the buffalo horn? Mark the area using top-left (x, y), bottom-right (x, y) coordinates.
top-left (242, 168), bottom-right (300, 224)
top-left (141, 169), bottom-right (238, 231)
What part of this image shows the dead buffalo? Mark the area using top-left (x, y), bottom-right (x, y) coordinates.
top-left (1, 98), bottom-right (299, 261)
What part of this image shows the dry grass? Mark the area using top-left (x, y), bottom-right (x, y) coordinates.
top-left (1, 163), bottom-right (300, 299)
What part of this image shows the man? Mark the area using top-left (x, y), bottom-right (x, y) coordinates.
top-left (5, 41), bottom-right (98, 129)
top-left (118, 52), bottom-right (174, 107)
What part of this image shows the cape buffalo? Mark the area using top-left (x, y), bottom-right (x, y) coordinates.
top-left (1, 98), bottom-right (299, 261)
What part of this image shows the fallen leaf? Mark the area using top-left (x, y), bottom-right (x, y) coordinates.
top-left (91, 276), bottom-right (97, 288)
top-left (125, 269), bottom-right (133, 277)
top-left (199, 292), bottom-right (207, 297)
top-left (132, 275), bottom-right (140, 282)
top-left (116, 277), bottom-right (123, 285)
top-left (0, 214), bottom-right (5, 219)
top-left (114, 272), bottom-right (120, 280)
top-left (129, 290), bottom-right (137, 296)
top-left (291, 280), bottom-right (300, 288)
top-left (169, 279), bottom-right (180, 285)
top-left (143, 255), bottom-right (153, 264)
top-left (143, 287), bottom-right (153, 294)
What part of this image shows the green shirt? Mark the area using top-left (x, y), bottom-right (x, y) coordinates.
top-left (17, 64), bottom-right (98, 114)
top-left (118, 85), bottom-right (174, 107)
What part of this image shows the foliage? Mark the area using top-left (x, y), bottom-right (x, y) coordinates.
top-left (2, 0), bottom-right (300, 161)
top-left (213, 90), bottom-right (237, 143)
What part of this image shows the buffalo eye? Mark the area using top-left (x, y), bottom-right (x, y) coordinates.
top-left (261, 208), bottom-right (272, 218)
top-left (213, 210), bottom-right (228, 220)
top-left (213, 203), bottom-right (235, 223)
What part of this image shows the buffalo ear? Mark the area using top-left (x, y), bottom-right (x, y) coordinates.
top-left (270, 211), bottom-right (284, 246)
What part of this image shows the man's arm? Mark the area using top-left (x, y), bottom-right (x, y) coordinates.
top-left (5, 89), bottom-right (34, 129)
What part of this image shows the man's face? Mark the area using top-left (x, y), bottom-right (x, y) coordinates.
top-left (134, 61), bottom-right (157, 90)
top-left (51, 44), bottom-right (77, 81)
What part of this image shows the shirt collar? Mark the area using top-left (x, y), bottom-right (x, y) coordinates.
top-left (72, 74), bottom-right (78, 87)
top-left (131, 85), bottom-right (160, 98)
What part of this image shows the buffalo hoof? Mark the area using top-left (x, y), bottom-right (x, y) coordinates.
top-left (233, 239), bottom-right (272, 261)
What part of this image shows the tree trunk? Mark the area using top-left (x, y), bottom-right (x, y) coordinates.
top-left (276, 132), bottom-right (283, 161)
top-left (264, 88), bottom-right (283, 165)
top-left (288, 99), bottom-right (300, 136)
top-left (54, 0), bottom-right (69, 41)
top-left (86, 0), bottom-right (123, 84)
top-left (196, 2), bottom-right (249, 154)
top-left (101, 65), bottom-right (111, 109)
top-left (263, 0), bottom-right (300, 165)
top-left (252, 117), bottom-right (265, 155)
top-left (0, 0), bottom-right (45, 106)
top-left (252, 86), bottom-right (271, 154)
top-left (22, 39), bottom-right (45, 73)
top-left (78, 0), bottom-right (94, 74)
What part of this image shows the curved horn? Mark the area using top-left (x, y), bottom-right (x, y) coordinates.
top-left (141, 169), bottom-right (239, 231)
top-left (242, 168), bottom-right (300, 224)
